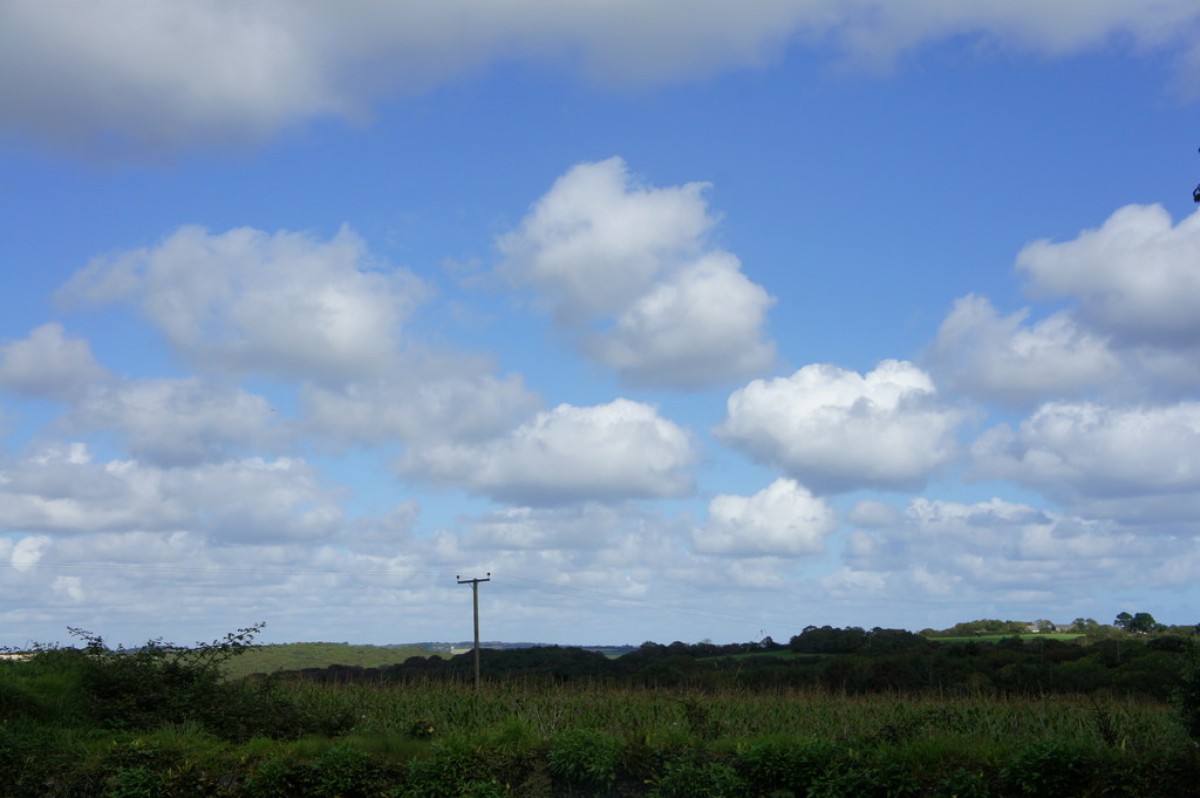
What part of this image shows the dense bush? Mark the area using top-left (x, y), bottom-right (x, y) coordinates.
top-left (1177, 642), bottom-right (1200, 740)
top-left (737, 736), bottom-right (841, 795)
top-left (1, 624), bottom-right (354, 743)
top-left (546, 728), bottom-right (623, 789)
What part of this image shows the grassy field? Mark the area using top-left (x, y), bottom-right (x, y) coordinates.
top-left (287, 679), bottom-right (1184, 747)
top-left (5, 637), bottom-right (1199, 796)
top-left (18, 679), bottom-right (1193, 796)
top-left (220, 642), bottom-right (433, 679)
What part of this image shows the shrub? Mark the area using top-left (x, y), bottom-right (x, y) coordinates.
top-left (313, 743), bottom-right (381, 797)
top-left (737, 736), bottom-right (839, 795)
top-left (401, 738), bottom-right (508, 798)
top-left (66, 624), bottom-right (263, 733)
top-left (546, 728), bottom-right (622, 789)
top-left (9, 624), bottom-right (354, 742)
top-left (0, 645), bottom-right (88, 726)
top-left (103, 766), bottom-right (164, 798)
top-left (1176, 644), bottom-right (1200, 741)
top-left (651, 754), bottom-right (745, 797)
top-left (1005, 739), bottom-right (1089, 797)
top-left (245, 755), bottom-right (315, 798)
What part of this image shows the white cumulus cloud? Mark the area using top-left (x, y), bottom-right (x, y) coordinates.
top-left (1017, 205), bottom-right (1200, 346)
top-left (693, 478), bottom-right (835, 556)
top-left (500, 157), bottom-right (775, 388)
top-left (5, 2), bottom-right (1199, 152)
top-left (499, 157), bottom-right (715, 320)
top-left (0, 323), bottom-right (110, 399)
top-left (462, 504), bottom-right (637, 551)
top-left (585, 252), bottom-right (776, 389)
top-left (71, 377), bottom-right (280, 465)
top-left (0, 445), bottom-right (343, 542)
top-left (840, 496), bottom-right (1188, 608)
top-left (927, 294), bottom-right (1120, 406)
top-left (57, 224), bottom-right (424, 382)
top-left (398, 398), bottom-right (696, 505)
top-left (11, 535), bottom-right (52, 570)
top-left (300, 354), bottom-right (540, 447)
top-left (971, 401), bottom-right (1200, 523)
top-left (718, 360), bottom-right (965, 493)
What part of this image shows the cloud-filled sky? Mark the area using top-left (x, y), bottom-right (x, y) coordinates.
top-left (3, 1), bottom-right (1200, 647)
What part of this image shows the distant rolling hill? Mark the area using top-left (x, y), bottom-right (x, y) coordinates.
top-left (222, 642), bottom-right (435, 679)
top-left (222, 641), bottom-right (637, 678)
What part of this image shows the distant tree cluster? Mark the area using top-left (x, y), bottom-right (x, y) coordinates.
top-left (926, 619), bottom-right (1037, 637)
top-left (787, 625), bottom-right (924, 654)
top-left (1114, 611), bottom-right (1166, 634)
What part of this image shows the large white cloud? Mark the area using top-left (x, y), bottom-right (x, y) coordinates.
top-left (299, 354), bottom-right (540, 447)
top-left (49, 224), bottom-right (542, 451)
top-left (0, 443), bottom-right (796, 648)
top-left (71, 378), bottom-right (281, 466)
top-left (693, 478), bottom-right (835, 556)
top-left (391, 504), bottom-right (796, 641)
top-left (499, 157), bottom-right (715, 320)
top-left (0, 526), bottom-right (443, 647)
top-left (500, 158), bottom-right (775, 388)
top-left (0, 323), bottom-right (110, 399)
top-left (834, 496), bottom-right (1192, 610)
top-left (1116, 344), bottom-right (1200, 400)
top-left (438, 503), bottom-right (797, 628)
top-left (463, 506), bottom-right (612, 552)
top-left (398, 398), bottom-right (696, 505)
top-left (4, 2), bottom-right (1199, 151)
top-left (0, 443), bottom-right (180, 533)
top-left (585, 252), bottom-right (776, 389)
top-left (433, 506), bottom-right (675, 595)
top-left (1017, 205), bottom-right (1200, 346)
top-left (718, 360), bottom-right (965, 493)
top-left (971, 401), bottom-right (1200, 523)
top-left (937, 205), bottom-right (1200, 405)
top-left (57, 224), bottom-right (424, 381)
top-left (0, 444), bottom-right (342, 542)
top-left (0, 0), bottom-right (349, 151)
top-left (926, 294), bottom-right (1120, 406)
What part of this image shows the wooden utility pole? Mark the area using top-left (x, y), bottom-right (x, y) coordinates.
top-left (456, 572), bottom-right (490, 689)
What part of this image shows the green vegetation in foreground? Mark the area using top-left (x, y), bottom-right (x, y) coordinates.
top-left (4, 622), bottom-right (1200, 796)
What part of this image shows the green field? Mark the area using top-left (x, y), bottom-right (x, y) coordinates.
top-left (5, 627), bottom-right (1200, 796)
top-left (5, 644), bottom-right (1200, 796)
top-left (220, 642), bottom-right (434, 679)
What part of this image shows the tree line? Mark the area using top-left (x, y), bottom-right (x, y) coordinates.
top-left (275, 621), bottom-right (1200, 703)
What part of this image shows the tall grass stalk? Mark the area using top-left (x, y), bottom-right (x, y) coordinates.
top-left (280, 679), bottom-right (1189, 751)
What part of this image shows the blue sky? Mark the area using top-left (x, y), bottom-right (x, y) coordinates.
top-left (3, 1), bottom-right (1200, 647)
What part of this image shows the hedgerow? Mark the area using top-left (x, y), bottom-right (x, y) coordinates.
top-left (4, 626), bottom-right (1200, 796)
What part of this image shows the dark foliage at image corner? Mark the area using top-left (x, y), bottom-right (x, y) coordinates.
top-left (1, 623), bottom-right (353, 744)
